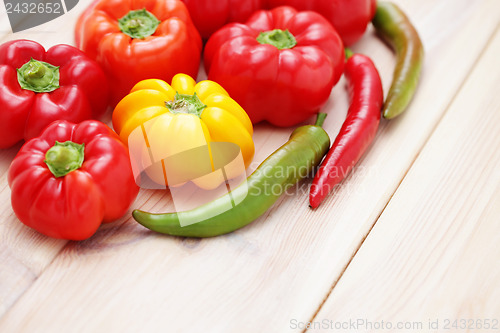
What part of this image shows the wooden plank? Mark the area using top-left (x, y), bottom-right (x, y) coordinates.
top-left (0, 0), bottom-right (499, 331)
top-left (309, 26), bottom-right (500, 331)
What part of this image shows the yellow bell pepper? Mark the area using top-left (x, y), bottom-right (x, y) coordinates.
top-left (112, 74), bottom-right (254, 190)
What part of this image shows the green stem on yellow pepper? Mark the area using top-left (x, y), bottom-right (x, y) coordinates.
top-left (165, 92), bottom-right (207, 117)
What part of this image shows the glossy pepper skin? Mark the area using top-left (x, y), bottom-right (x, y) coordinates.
top-left (373, 2), bottom-right (424, 119)
top-left (309, 51), bottom-right (383, 209)
top-left (204, 6), bottom-right (344, 127)
top-left (113, 74), bottom-right (254, 189)
top-left (75, 0), bottom-right (202, 105)
top-left (181, 0), bottom-right (264, 40)
top-left (133, 114), bottom-right (330, 238)
top-left (0, 40), bottom-right (109, 149)
top-left (8, 120), bottom-right (139, 240)
top-left (266, 0), bottom-right (377, 46)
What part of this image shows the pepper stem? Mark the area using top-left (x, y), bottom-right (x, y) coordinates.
top-left (165, 93), bottom-right (207, 117)
top-left (118, 8), bottom-right (161, 39)
top-left (314, 113), bottom-right (327, 127)
top-left (345, 48), bottom-right (354, 59)
top-left (257, 29), bottom-right (297, 49)
top-left (17, 58), bottom-right (60, 93)
top-left (45, 141), bottom-right (85, 178)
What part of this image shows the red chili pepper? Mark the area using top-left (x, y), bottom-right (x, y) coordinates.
top-left (309, 51), bottom-right (383, 209)
top-left (8, 120), bottom-right (139, 240)
top-left (0, 40), bottom-right (109, 148)
top-left (204, 6), bottom-right (344, 127)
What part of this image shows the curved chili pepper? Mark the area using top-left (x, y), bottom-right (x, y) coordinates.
top-left (132, 114), bottom-right (330, 238)
top-left (372, 1), bottom-right (424, 119)
top-left (309, 51), bottom-right (383, 209)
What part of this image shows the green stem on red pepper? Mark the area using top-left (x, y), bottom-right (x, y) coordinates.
top-left (118, 9), bottom-right (161, 39)
top-left (17, 58), bottom-right (60, 93)
top-left (257, 29), bottom-right (297, 49)
top-left (44, 141), bottom-right (85, 178)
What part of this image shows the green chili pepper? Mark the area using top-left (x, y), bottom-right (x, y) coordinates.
top-left (372, 1), bottom-right (424, 119)
top-left (133, 114), bottom-right (330, 238)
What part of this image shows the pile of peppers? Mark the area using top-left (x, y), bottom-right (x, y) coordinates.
top-left (3, 0), bottom-right (423, 240)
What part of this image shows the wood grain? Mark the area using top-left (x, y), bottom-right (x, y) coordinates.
top-left (0, 0), bottom-right (499, 331)
top-left (309, 26), bottom-right (500, 332)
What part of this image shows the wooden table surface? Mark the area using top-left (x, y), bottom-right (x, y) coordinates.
top-left (1, 0), bottom-right (499, 332)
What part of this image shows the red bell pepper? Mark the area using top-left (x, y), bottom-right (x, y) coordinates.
top-left (8, 120), bottom-right (140, 240)
top-left (181, 0), bottom-right (265, 40)
top-left (204, 6), bottom-right (345, 127)
top-left (75, 0), bottom-right (202, 105)
top-left (266, 0), bottom-right (377, 46)
top-left (0, 39), bottom-right (109, 149)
